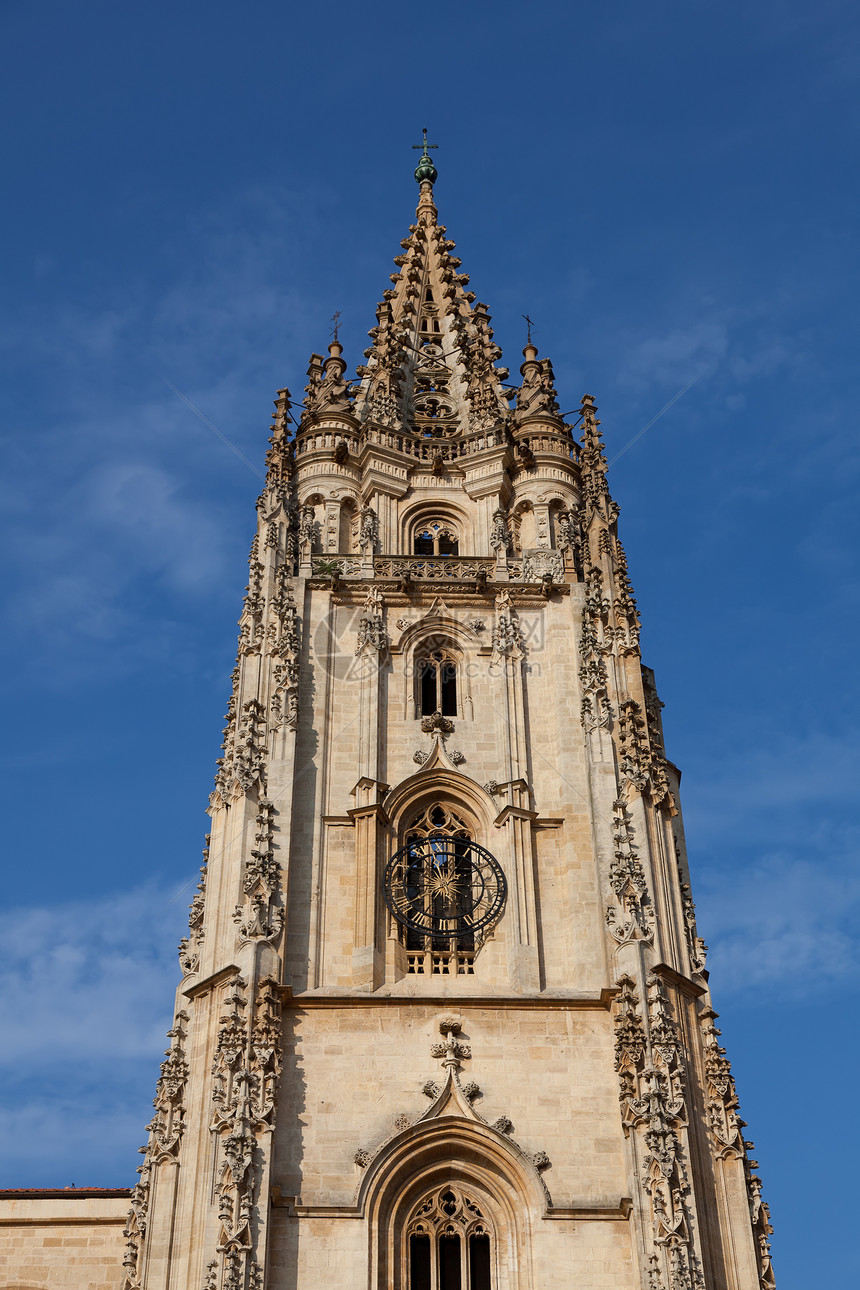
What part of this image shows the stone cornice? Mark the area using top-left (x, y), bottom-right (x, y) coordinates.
top-left (182, 963), bottom-right (240, 1000)
top-left (650, 961), bottom-right (707, 999)
top-left (277, 988), bottom-right (617, 1010)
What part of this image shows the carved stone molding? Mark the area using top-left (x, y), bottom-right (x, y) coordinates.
top-left (605, 799), bottom-right (655, 946)
top-left (612, 975), bottom-right (705, 1290)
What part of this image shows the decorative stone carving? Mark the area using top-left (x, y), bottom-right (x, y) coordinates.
top-left (413, 749), bottom-right (429, 765)
top-left (492, 1116), bottom-right (513, 1134)
top-left (205, 974), bottom-right (283, 1290)
top-left (699, 999), bottom-right (776, 1286)
top-left (449, 749), bottom-right (465, 765)
top-left (429, 1017), bottom-right (471, 1071)
top-left (359, 504), bottom-right (379, 551)
top-left (556, 507), bottom-right (583, 575)
top-left (355, 586), bottom-right (388, 655)
top-left (515, 344), bottom-right (560, 420)
top-left (605, 799), bottom-right (654, 945)
top-left (304, 342), bottom-right (353, 418)
top-left (215, 698), bottom-right (268, 802)
top-left (298, 504), bottom-right (316, 549)
top-left (237, 553), bottom-right (266, 657)
top-left (677, 843), bottom-right (708, 974)
top-left (270, 569), bottom-right (300, 732)
top-left (422, 1080), bottom-right (441, 1099)
top-left (421, 711), bottom-right (453, 735)
top-left (579, 567), bottom-right (613, 732)
top-left (491, 587), bottom-right (525, 660)
top-left (522, 549), bottom-right (564, 583)
top-left (233, 801), bottom-right (283, 946)
top-left (612, 974), bottom-right (705, 1290)
top-left (490, 507), bottom-right (512, 552)
top-left (178, 839), bottom-right (208, 977)
top-left (531, 1151), bottom-right (551, 1172)
top-left (354, 1148), bottom-right (372, 1167)
top-left (617, 698), bottom-right (651, 793)
top-left (121, 1013), bottom-right (190, 1288)
top-left (612, 538), bottom-right (641, 655)
top-left (700, 1009), bottom-right (743, 1159)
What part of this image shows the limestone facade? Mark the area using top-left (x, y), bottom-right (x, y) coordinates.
top-left (0, 1191), bottom-right (130, 1289)
top-left (1, 158), bottom-right (774, 1289)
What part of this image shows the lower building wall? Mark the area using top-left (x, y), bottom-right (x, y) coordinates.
top-left (0, 1196), bottom-right (127, 1290)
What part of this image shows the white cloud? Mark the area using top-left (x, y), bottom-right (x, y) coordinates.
top-left (0, 884), bottom-right (187, 1067)
top-left (623, 320), bottom-right (729, 388)
top-left (683, 728), bottom-right (860, 999)
top-left (698, 849), bottom-right (860, 997)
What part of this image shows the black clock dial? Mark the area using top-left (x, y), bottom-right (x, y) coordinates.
top-left (383, 835), bottom-right (506, 940)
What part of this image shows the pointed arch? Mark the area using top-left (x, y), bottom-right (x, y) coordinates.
top-left (359, 1116), bottom-right (542, 1290)
top-left (384, 766), bottom-right (498, 847)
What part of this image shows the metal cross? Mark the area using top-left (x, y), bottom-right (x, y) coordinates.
top-left (522, 314), bottom-right (537, 344)
top-left (412, 127), bottom-right (438, 158)
top-left (329, 310), bottom-right (342, 342)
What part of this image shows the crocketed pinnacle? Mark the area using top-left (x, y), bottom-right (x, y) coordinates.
top-left (299, 163), bottom-right (570, 442)
top-left (579, 394), bottom-right (615, 520)
top-left (351, 185), bottom-right (512, 436)
top-left (514, 341), bottom-right (561, 423)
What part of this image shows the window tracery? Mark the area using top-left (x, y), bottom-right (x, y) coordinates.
top-left (406, 1186), bottom-right (492, 1290)
top-left (414, 521), bottom-right (459, 556)
top-left (401, 804), bottom-right (475, 976)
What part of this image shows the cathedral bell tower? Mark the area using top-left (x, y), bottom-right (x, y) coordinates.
top-left (122, 141), bottom-right (775, 1290)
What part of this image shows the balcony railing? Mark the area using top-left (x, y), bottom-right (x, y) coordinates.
top-left (310, 552), bottom-right (567, 583)
top-left (372, 556), bottom-right (499, 580)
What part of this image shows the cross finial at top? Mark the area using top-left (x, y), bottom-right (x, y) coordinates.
top-left (412, 127), bottom-right (438, 157)
top-left (522, 314), bottom-right (537, 345)
top-left (329, 310), bottom-right (342, 342)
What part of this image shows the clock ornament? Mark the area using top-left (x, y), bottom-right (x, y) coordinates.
top-left (383, 835), bottom-right (507, 941)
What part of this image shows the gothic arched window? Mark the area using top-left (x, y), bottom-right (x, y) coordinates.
top-left (406, 1185), bottom-right (493, 1290)
top-left (413, 521), bottom-right (459, 557)
top-left (417, 648), bottom-right (458, 718)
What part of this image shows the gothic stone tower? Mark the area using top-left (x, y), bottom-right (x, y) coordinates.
top-left (122, 149), bottom-right (775, 1290)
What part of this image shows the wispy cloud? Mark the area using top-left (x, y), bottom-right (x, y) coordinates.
top-left (0, 884), bottom-right (186, 1066)
top-left (0, 883), bottom-right (190, 1185)
top-left (0, 189), bottom-right (322, 686)
top-left (684, 728), bottom-right (860, 999)
top-left (699, 847), bottom-right (860, 997)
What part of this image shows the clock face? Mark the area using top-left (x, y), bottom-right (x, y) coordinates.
top-left (383, 835), bottom-right (507, 940)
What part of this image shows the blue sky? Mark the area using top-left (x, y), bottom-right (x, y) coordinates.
top-left (1, 1), bottom-right (858, 1283)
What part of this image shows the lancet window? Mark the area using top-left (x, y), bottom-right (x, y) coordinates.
top-left (406, 1185), bottom-right (492, 1290)
top-left (413, 521), bottom-right (459, 556)
top-left (417, 648), bottom-right (458, 718)
top-left (401, 804), bottom-right (475, 976)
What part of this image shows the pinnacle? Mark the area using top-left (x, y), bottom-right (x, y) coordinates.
top-left (297, 173), bottom-right (570, 443)
top-left (350, 188), bottom-right (513, 436)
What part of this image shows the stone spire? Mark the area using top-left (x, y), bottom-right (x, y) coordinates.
top-left (352, 156), bottom-right (512, 436)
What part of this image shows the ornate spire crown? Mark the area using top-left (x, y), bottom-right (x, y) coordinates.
top-left (296, 132), bottom-right (570, 447)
